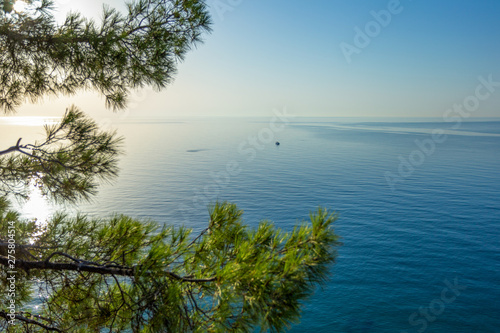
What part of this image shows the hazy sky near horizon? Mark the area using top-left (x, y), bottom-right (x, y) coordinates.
top-left (16, 0), bottom-right (500, 118)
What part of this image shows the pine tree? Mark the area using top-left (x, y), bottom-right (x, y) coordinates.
top-left (0, 1), bottom-right (341, 331)
top-left (0, 0), bottom-right (211, 111)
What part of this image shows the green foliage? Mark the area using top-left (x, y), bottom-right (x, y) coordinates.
top-left (0, 200), bottom-right (341, 332)
top-left (0, 197), bottom-right (37, 310)
top-left (0, 105), bottom-right (123, 202)
top-left (0, 1), bottom-right (342, 331)
top-left (0, 0), bottom-right (211, 111)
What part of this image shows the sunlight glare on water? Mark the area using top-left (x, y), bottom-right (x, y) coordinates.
top-left (22, 178), bottom-right (52, 240)
top-left (13, 0), bottom-right (27, 12)
top-left (0, 116), bottom-right (60, 127)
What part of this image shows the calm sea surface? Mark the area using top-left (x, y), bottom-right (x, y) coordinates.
top-left (1, 117), bottom-right (499, 332)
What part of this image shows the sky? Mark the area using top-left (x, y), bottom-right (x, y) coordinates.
top-left (15, 0), bottom-right (500, 118)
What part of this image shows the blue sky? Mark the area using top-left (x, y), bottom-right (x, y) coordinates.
top-left (18, 0), bottom-right (500, 118)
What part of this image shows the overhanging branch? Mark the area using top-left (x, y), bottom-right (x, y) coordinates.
top-left (0, 138), bottom-right (22, 156)
top-left (0, 310), bottom-right (62, 332)
top-left (0, 255), bottom-right (216, 282)
top-left (0, 255), bottom-right (134, 276)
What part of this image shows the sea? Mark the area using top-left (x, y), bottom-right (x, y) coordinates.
top-left (1, 115), bottom-right (499, 332)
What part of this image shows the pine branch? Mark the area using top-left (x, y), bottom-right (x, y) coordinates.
top-left (0, 254), bottom-right (216, 283)
top-left (0, 106), bottom-right (123, 202)
top-left (0, 138), bottom-right (22, 156)
top-left (0, 0), bottom-right (211, 111)
top-left (0, 310), bottom-right (63, 332)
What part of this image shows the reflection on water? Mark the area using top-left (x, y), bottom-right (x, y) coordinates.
top-left (22, 178), bottom-right (52, 226)
top-left (15, 178), bottom-right (56, 244)
top-left (0, 118), bottom-right (60, 232)
top-left (0, 116), bottom-right (60, 127)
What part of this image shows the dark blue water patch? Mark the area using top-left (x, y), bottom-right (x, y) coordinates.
top-left (186, 149), bottom-right (209, 152)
